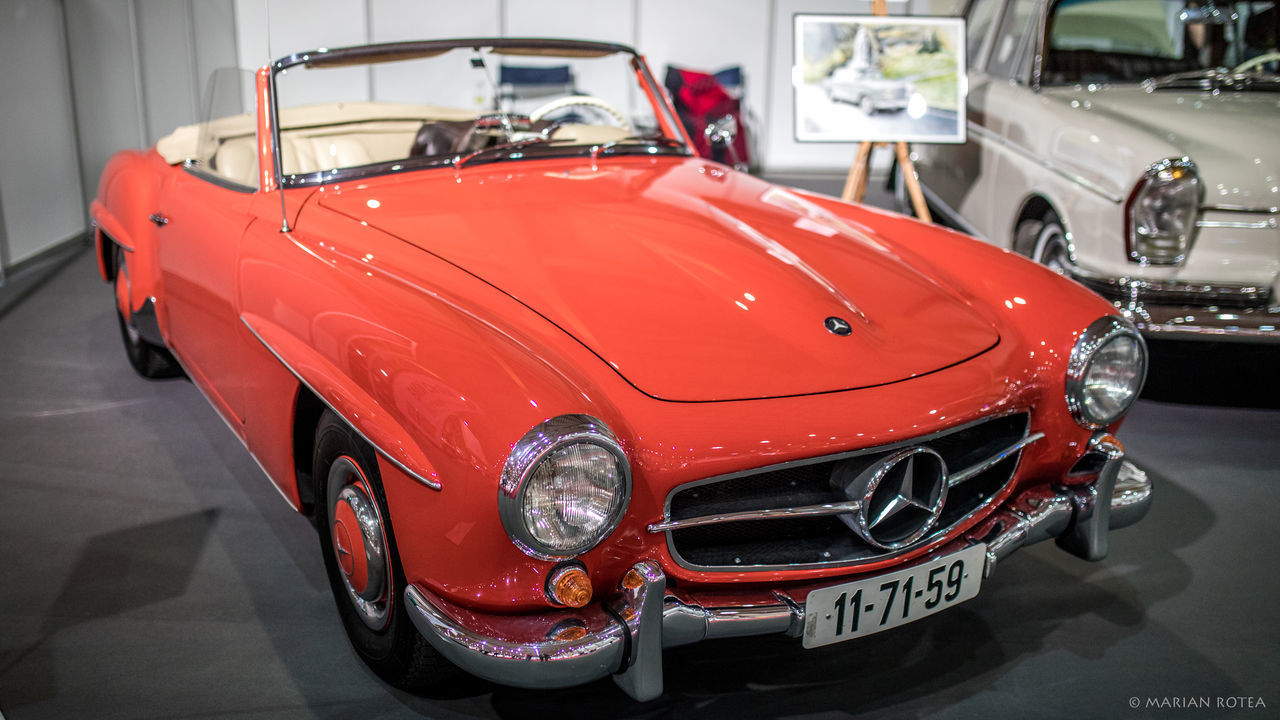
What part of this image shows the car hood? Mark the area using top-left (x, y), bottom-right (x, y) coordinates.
top-left (1043, 84), bottom-right (1280, 207)
top-left (314, 158), bottom-right (999, 401)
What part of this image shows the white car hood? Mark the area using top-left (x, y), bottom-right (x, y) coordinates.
top-left (1043, 84), bottom-right (1280, 209)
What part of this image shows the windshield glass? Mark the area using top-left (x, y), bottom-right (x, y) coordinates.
top-left (1042, 0), bottom-right (1278, 84)
top-left (269, 41), bottom-right (687, 186)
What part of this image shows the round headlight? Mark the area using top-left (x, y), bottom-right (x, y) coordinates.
top-left (499, 415), bottom-right (630, 559)
top-left (1066, 316), bottom-right (1148, 428)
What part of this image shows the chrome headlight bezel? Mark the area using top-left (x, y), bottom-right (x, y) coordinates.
top-left (1124, 157), bottom-right (1202, 266)
top-left (498, 414), bottom-right (631, 560)
top-left (1066, 316), bottom-right (1149, 429)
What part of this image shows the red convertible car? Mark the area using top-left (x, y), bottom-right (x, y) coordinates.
top-left (91, 38), bottom-right (1152, 701)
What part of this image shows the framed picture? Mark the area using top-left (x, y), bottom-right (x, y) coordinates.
top-left (794, 14), bottom-right (966, 144)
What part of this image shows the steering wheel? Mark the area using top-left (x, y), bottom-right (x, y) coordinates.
top-left (530, 96), bottom-right (632, 132)
top-left (1233, 51), bottom-right (1280, 74)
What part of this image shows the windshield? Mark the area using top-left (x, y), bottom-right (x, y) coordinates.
top-left (269, 40), bottom-right (688, 186)
top-left (1042, 0), bottom-right (1278, 84)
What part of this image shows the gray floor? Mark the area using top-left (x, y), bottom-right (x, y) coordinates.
top-left (1, 186), bottom-right (1278, 718)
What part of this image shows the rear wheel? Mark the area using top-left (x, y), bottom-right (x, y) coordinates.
top-left (312, 410), bottom-right (456, 689)
top-left (112, 245), bottom-right (180, 378)
top-left (1014, 210), bottom-right (1073, 276)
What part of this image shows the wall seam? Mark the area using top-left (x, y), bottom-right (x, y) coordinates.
top-left (127, 0), bottom-right (149, 146)
top-left (56, 0), bottom-right (90, 222)
top-left (762, 0), bottom-right (777, 168)
top-left (186, 0), bottom-right (203, 121)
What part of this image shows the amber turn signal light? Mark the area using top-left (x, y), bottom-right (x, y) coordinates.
top-left (546, 565), bottom-right (593, 608)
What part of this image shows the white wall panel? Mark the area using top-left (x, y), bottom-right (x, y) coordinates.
top-left (235, 0), bottom-right (369, 108)
top-left (137, 0), bottom-right (200, 145)
top-left (0, 0), bottom-right (86, 266)
top-left (64, 0), bottom-right (146, 205)
top-left (368, 0), bottom-right (500, 109)
top-left (191, 0), bottom-right (244, 115)
top-left (637, 0), bottom-right (770, 164)
top-left (503, 0), bottom-right (639, 122)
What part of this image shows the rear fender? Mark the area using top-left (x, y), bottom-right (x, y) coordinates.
top-left (91, 150), bottom-right (166, 319)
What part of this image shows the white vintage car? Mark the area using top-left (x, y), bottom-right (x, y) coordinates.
top-left (913, 0), bottom-right (1279, 341)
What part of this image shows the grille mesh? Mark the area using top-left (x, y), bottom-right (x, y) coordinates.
top-left (666, 413), bottom-right (1029, 569)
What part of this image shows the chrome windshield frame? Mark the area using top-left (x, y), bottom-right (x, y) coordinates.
top-left (265, 38), bottom-right (690, 190)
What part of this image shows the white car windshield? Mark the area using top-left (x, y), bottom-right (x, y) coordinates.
top-left (1042, 0), bottom-right (1278, 84)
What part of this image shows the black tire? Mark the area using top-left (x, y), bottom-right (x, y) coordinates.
top-left (312, 410), bottom-right (456, 690)
top-left (113, 245), bottom-right (181, 379)
top-left (1014, 210), bottom-right (1073, 276)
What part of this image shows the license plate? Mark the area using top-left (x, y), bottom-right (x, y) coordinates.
top-left (802, 544), bottom-right (986, 649)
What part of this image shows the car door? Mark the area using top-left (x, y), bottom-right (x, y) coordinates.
top-left (979, 0), bottom-right (1046, 247)
top-left (913, 0), bottom-right (1004, 237)
top-left (154, 167), bottom-right (255, 426)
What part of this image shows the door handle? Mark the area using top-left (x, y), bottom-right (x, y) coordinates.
top-left (149, 212), bottom-right (168, 227)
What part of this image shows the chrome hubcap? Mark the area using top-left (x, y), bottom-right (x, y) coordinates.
top-left (1035, 224), bottom-right (1072, 276)
top-left (327, 456), bottom-right (391, 630)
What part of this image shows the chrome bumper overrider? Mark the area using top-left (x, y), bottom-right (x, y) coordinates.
top-left (405, 453), bottom-right (1152, 701)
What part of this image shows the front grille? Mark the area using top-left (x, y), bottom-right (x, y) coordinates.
top-left (661, 413), bottom-right (1030, 570)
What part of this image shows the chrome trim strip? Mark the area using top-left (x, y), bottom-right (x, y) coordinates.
top-left (947, 432), bottom-right (1046, 487)
top-left (239, 315), bottom-right (443, 490)
top-left (1196, 217), bottom-right (1277, 230)
top-left (648, 501), bottom-right (863, 533)
top-left (968, 121), bottom-right (1124, 203)
top-left (164, 343), bottom-right (302, 512)
top-left (1201, 203), bottom-right (1280, 214)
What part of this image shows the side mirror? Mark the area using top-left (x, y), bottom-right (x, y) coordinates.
top-left (703, 115), bottom-right (738, 147)
top-left (703, 115), bottom-right (747, 171)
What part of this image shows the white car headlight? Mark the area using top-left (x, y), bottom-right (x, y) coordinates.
top-left (1125, 157), bottom-right (1201, 265)
top-left (1066, 316), bottom-right (1148, 428)
top-left (499, 415), bottom-right (630, 559)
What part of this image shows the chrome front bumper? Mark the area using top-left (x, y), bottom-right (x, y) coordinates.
top-left (405, 457), bottom-right (1152, 701)
top-left (1074, 274), bottom-right (1280, 342)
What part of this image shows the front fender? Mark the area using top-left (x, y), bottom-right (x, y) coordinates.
top-left (240, 311), bottom-right (443, 490)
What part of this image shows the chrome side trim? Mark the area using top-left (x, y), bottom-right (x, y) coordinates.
top-left (1196, 217), bottom-right (1277, 230)
top-left (1201, 203), bottom-right (1280, 214)
top-left (947, 432), bottom-right (1046, 487)
top-left (967, 121), bottom-right (1124, 203)
top-left (238, 316), bottom-right (443, 490)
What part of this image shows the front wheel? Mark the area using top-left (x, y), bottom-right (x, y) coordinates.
top-left (312, 410), bottom-right (456, 690)
top-left (1014, 212), bottom-right (1073, 276)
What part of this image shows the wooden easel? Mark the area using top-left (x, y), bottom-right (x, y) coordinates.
top-left (839, 0), bottom-right (932, 223)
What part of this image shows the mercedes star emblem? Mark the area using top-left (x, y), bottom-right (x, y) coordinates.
top-left (825, 316), bottom-right (852, 336)
top-left (831, 447), bottom-right (948, 550)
